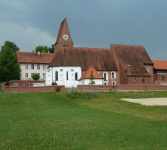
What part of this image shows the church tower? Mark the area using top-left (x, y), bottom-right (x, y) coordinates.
top-left (54, 18), bottom-right (74, 53)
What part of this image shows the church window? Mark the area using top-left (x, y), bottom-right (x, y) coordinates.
top-left (103, 72), bottom-right (108, 81)
top-left (75, 73), bottom-right (78, 81)
top-left (55, 71), bottom-right (58, 81)
top-left (112, 81), bottom-right (116, 85)
top-left (134, 78), bottom-right (136, 83)
top-left (162, 75), bottom-right (165, 81)
top-left (63, 45), bottom-right (65, 47)
top-left (111, 71), bottom-right (116, 79)
top-left (66, 71), bottom-right (68, 80)
top-left (142, 78), bottom-right (145, 83)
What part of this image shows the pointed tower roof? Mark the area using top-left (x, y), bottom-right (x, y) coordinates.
top-left (54, 18), bottom-right (74, 46)
top-left (79, 66), bottom-right (104, 81)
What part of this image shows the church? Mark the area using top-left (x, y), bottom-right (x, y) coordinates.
top-left (45, 18), bottom-right (154, 87)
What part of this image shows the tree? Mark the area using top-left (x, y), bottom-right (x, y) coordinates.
top-left (0, 47), bottom-right (21, 82)
top-left (32, 73), bottom-right (40, 80)
top-left (0, 41), bottom-right (20, 55)
top-left (89, 71), bottom-right (96, 85)
top-left (32, 45), bottom-right (54, 53)
top-left (33, 45), bottom-right (48, 53)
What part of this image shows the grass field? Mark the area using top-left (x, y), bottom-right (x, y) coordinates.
top-left (0, 84), bottom-right (167, 150)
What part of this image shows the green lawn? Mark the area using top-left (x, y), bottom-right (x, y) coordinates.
top-left (0, 84), bottom-right (167, 150)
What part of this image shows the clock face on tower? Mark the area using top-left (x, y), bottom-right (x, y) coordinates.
top-left (63, 35), bottom-right (68, 40)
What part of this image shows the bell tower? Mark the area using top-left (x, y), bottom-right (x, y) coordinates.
top-left (54, 18), bottom-right (74, 53)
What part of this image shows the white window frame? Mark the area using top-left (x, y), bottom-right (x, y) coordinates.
top-left (25, 64), bottom-right (29, 69)
top-left (43, 73), bottom-right (46, 79)
top-left (31, 64), bottom-right (34, 69)
top-left (25, 73), bottom-right (28, 78)
top-left (37, 64), bottom-right (40, 70)
top-left (111, 71), bottom-right (116, 79)
top-left (31, 73), bottom-right (34, 78)
top-left (43, 64), bottom-right (46, 70)
top-left (103, 72), bottom-right (108, 81)
top-left (112, 81), bottom-right (116, 85)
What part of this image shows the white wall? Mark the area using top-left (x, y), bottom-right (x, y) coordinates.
top-left (79, 79), bottom-right (103, 85)
top-left (45, 66), bottom-right (81, 87)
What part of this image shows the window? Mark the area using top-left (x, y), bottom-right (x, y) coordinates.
top-left (142, 78), bottom-right (145, 83)
top-left (111, 72), bottom-right (116, 79)
top-left (55, 71), bottom-right (58, 81)
top-left (25, 73), bottom-right (28, 78)
top-left (124, 79), bottom-right (125, 83)
top-left (75, 73), bottom-right (78, 81)
top-left (31, 64), bottom-right (34, 69)
top-left (37, 64), bottom-right (40, 70)
top-left (43, 64), bottom-right (46, 70)
top-left (31, 73), bottom-right (34, 78)
top-left (162, 75), bottom-right (165, 81)
top-left (25, 64), bottom-right (29, 69)
top-left (66, 71), bottom-right (68, 80)
top-left (37, 73), bottom-right (40, 78)
top-left (112, 81), bottom-right (116, 85)
top-left (134, 78), bottom-right (136, 83)
top-left (43, 73), bottom-right (46, 79)
top-left (103, 72), bottom-right (108, 81)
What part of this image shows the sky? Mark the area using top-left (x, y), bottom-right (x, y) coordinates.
top-left (0, 0), bottom-right (167, 60)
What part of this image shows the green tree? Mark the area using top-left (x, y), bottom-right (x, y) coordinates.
top-left (0, 41), bottom-right (20, 55)
top-left (32, 73), bottom-right (40, 80)
top-left (33, 45), bottom-right (48, 53)
top-left (48, 45), bottom-right (54, 53)
top-left (0, 47), bottom-right (21, 82)
top-left (89, 71), bottom-right (96, 85)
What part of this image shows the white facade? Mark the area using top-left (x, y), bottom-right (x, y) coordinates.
top-left (79, 79), bottom-right (103, 85)
top-left (45, 66), bottom-right (81, 87)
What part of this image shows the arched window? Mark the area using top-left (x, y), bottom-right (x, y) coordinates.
top-left (134, 78), bottom-right (136, 83)
top-left (104, 73), bottom-right (107, 81)
top-left (111, 72), bottom-right (116, 79)
top-left (66, 71), bottom-right (68, 80)
top-left (142, 78), bottom-right (145, 83)
top-left (75, 73), bottom-right (78, 81)
top-left (55, 71), bottom-right (58, 81)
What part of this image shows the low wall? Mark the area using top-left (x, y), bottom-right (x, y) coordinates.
top-left (2, 80), bottom-right (65, 92)
top-left (77, 85), bottom-right (167, 91)
top-left (9, 80), bottom-right (45, 86)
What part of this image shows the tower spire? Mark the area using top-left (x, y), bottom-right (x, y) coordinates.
top-left (54, 18), bottom-right (74, 53)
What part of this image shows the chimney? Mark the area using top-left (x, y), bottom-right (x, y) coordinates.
top-left (127, 65), bottom-right (131, 75)
top-left (38, 51), bottom-right (40, 56)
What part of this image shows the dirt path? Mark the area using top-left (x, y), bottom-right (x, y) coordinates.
top-left (121, 98), bottom-right (167, 106)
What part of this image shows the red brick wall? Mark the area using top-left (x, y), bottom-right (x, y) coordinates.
top-left (154, 74), bottom-right (167, 85)
top-left (144, 65), bottom-right (154, 84)
top-left (127, 77), bottom-right (151, 84)
top-left (77, 84), bottom-right (167, 91)
top-left (2, 82), bottom-right (65, 92)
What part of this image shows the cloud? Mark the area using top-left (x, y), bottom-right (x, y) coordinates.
top-left (0, 22), bottom-right (55, 52)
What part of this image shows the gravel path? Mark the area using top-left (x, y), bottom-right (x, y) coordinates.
top-left (121, 98), bottom-right (167, 106)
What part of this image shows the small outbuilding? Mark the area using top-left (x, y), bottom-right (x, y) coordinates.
top-left (78, 66), bottom-right (104, 85)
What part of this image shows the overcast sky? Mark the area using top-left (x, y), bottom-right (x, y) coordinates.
top-left (0, 0), bottom-right (167, 60)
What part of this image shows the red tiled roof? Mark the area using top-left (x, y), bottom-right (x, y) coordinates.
top-left (16, 51), bottom-right (54, 64)
top-left (111, 44), bottom-right (153, 77)
top-left (152, 60), bottom-right (167, 70)
top-left (79, 66), bottom-right (104, 80)
top-left (49, 47), bottom-right (118, 71)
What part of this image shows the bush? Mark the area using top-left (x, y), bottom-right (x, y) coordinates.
top-left (52, 81), bottom-right (57, 85)
top-left (32, 73), bottom-right (40, 80)
top-left (55, 86), bottom-right (61, 92)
